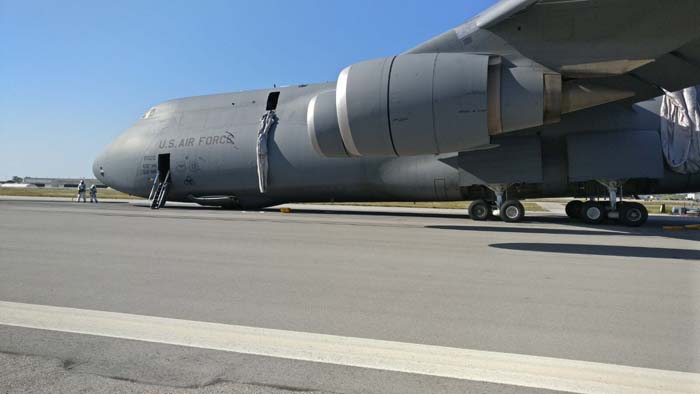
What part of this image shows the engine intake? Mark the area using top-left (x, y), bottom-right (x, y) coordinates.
top-left (307, 90), bottom-right (349, 157)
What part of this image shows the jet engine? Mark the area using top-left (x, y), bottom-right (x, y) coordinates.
top-left (307, 53), bottom-right (562, 157)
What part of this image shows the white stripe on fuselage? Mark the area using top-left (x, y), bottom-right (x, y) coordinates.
top-left (0, 301), bottom-right (697, 394)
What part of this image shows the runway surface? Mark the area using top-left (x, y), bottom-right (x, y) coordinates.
top-left (0, 199), bottom-right (699, 393)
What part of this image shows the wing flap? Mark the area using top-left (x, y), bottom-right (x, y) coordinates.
top-left (633, 53), bottom-right (700, 93)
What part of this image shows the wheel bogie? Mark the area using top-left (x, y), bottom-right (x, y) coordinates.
top-left (468, 195), bottom-right (648, 227)
top-left (581, 201), bottom-right (606, 224)
top-left (620, 202), bottom-right (649, 227)
top-left (565, 200), bottom-right (583, 219)
top-left (499, 200), bottom-right (526, 223)
top-left (567, 198), bottom-right (649, 227)
top-left (469, 200), bottom-right (493, 221)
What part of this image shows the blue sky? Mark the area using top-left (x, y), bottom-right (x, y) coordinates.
top-left (0, 0), bottom-right (497, 180)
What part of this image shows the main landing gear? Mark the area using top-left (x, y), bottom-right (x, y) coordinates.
top-left (566, 180), bottom-right (649, 227)
top-left (468, 184), bottom-right (526, 223)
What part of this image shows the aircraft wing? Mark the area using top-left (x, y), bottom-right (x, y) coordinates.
top-left (409, 0), bottom-right (700, 103)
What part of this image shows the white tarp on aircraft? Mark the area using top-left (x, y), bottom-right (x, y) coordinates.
top-left (660, 86), bottom-right (700, 174)
top-left (257, 111), bottom-right (277, 193)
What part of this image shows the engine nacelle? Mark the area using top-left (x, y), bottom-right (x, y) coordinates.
top-left (308, 53), bottom-right (561, 157)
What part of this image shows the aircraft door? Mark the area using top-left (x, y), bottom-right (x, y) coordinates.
top-left (157, 153), bottom-right (171, 182)
top-left (149, 153), bottom-right (172, 209)
top-left (266, 92), bottom-right (280, 111)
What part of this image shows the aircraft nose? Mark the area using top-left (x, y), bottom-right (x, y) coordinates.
top-left (93, 127), bottom-right (148, 195)
top-left (92, 142), bottom-right (131, 194)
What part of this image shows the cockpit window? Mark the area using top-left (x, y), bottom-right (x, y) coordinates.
top-left (143, 107), bottom-right (157, 119)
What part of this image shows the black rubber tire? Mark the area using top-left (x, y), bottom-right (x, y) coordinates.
top-left (499, 200), bottom-right (526, 223)
top-left (581, 201), bottom-right (606, 224)
top-left (620, 202), bottom-right (648, 227)
top-left (469, 200), bottom-right (493, 221)
top-left (565, 200), bottom-right (584, 219)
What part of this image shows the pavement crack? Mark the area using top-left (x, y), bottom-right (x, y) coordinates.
top-left (79, 373), bottom-right (328, 393)
top-left (79, 372), bottom-right (224, 389)
top-left (62, 358), bottom-right (85, 370)
top-left (242, 381), bottom-right (327, 393)
top-left (2, 351), bottom-right (335, 393)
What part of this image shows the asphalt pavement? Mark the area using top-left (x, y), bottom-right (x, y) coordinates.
top-left (0, 199), bottom-right (698, 394)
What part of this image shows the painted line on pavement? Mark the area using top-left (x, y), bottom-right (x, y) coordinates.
top-left (1, 301), bottom-right (698, 394)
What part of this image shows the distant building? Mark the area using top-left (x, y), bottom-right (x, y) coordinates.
top-left (687, 192), bottom-right (700, 201)
top-left (0, 183), bottom-right (37, 188)
top-left (21, 177), bottom-right (106, 189)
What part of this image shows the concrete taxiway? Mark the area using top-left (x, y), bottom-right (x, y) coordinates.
top-left (0, 199), bottom-right (699, 394)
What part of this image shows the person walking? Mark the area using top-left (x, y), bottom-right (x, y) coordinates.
top-left (89, 184), bottom-right (98, 203)
top-left (77, 180), bottom-right (87, 203)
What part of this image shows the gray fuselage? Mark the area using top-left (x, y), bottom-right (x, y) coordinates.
top-left (93, 82), bottom-right (700, 208)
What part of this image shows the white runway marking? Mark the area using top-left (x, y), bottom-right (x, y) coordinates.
top-left (1, 301), bottom-right (697, 394)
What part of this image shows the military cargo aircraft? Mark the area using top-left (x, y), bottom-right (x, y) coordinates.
top-left (94, 0), bottom-right (700, 227)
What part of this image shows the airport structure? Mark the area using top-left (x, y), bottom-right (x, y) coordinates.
top-left (2, 177), bottom-right (105, 189)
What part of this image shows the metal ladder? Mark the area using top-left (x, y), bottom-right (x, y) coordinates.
top-left (149, 170), bottom-right (171, 210)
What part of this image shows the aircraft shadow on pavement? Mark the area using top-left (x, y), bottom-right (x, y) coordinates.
top-left (489, 243), bottom-right (700, 261)
top-left (261, 207), bottom-right (471, 220)
top-left (152, 205), bottom-right (470, 220)
top-left (142, 204), bottom-right (700, 240)
top-left (426, 216), bottom-right (700, 241)
top-left (426, 225), bottom-right (625, 237)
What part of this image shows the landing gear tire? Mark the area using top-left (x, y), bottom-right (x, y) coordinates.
top-left (620, 202), bottom-right (648, 227)
top-left (581, 201), bottom-right (606, 225)
top-left (565, 200), bottom-right (583, 219)
top-left (500, 200), bottom-right (526, 223)
top-left (469, 200), bottom-right (493, 221)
